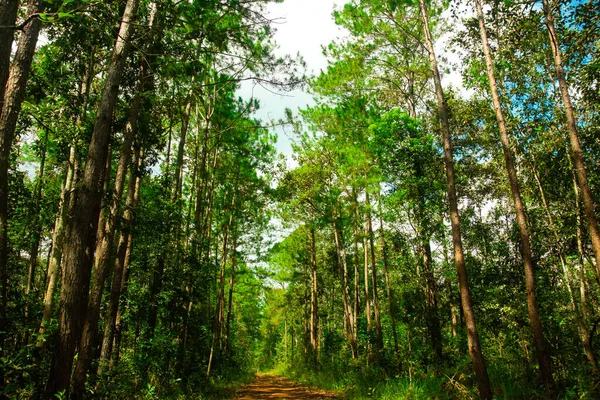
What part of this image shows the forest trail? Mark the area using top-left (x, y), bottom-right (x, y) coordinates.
top-left (234, 374), bottom-right (339, 399)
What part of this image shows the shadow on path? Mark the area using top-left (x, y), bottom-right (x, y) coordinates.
top-left (234, 374), bottom-right (339, 399)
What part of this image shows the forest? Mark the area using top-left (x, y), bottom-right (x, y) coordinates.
top-left (0, 0), bottom-right (599, 398)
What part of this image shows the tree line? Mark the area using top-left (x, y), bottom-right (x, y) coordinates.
top-left (0, 0), bottom-right (296, 398)
top-left (262, 0), bottom-right (600, 399)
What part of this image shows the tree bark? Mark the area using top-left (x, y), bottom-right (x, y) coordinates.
top-left (25, 129), bottom-right (47, 306)
top-left (173, 100), bottom-right (192, 202)
top-left (474, 0), bottom-right (553, 395)
top-left (310, 226), bottom-right (318, 360)
top-left (36, 145), bottom-right (76, 351)
top-left (72, 37), bottom-right (152, 396)
top-left (224, 236), bottom-right (238, 353)
top-left (45, 0), bottom-right (140, 396)
top-left (98, 145), bottom-right (142, 377)
top-left (543, 0), bottom-right (600, 287)
top-left (207, 193), bottom-right (236, 376)
top-left (37, 51), bottom-right (94, 353)
top-left (351, 190), bottom-right (361, 353)
top-left (0, 1), bottom-right (41, 391)
top-left (377, 190), bottom-right (398, 355)
top-left (0, 0), bottom-right (18, 105)
top-left (110, 149), bottom-right (142, 372)
top-left (332, 207), bottom-right (356, 357)
top-left (419, 1), bottom-right (492, 397)
top-left (365, 191), bottom-right (383, 352)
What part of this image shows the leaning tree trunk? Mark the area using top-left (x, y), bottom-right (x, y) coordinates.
top-left (45, 0), bottom-right (140, 397)
top-left (0, 0), bottom-right (41, 391)
top-left (419, 1), bottom-right (492, 398)
top-left (543, 0), bottom-right (600, 286)
top-left (474, 0), bottom-right (554, 395)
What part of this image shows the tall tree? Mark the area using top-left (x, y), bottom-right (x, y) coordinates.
top-left (419, 0), bottom-right (492, 397)
top-left (474, 0), bottom-right (555, 395)
top-left (45, 0), bottom-right (141, 396)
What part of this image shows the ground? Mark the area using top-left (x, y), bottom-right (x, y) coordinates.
top-left (234, 374), bottom-right (339, 399)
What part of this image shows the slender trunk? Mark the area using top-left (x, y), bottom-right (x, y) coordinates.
top-left (352, 192), bottom-right (360, 352)
top-left (332, 209), bottom-right (356, 357)
top-left (420, 1), bottom-right (492, 397)
top-left (528, 151), bottom-right (599, 371)
top-left (363, 228), bottom-right (372, 330)
top-left (173, 101), bottom-right (192, 202)
top-left (377, 190), bottom-right (398, 355)
top-left (207, 196), bottom-right (235, 376)
top-left (543, 0), bottom-right (600, 286)
top-left (224, 236), bottom-right (237, 353)
top-left (310, 226), bottom-right (318, 359)
top-left (0, 0), bottom-right (19, 105)
top-left (422, 241), bottom-right (442, 365)
top-left (366, 191), bottom-right (383, 351)
top-left (36, 145), bottom-right (76, 350)
top-left (37, 51), bottom-right (94, 352)
top-left (25, 130), bottom-right (47, 303)
top-left (98, 146), bottom-right (142, 376)
top-left (474, 0), bottom-right (553, 395)
top-left (45, 1), bottom-right (140, 396)
top-left (0, 2), bottom-right (42, 388)
top-left (442, 238), bottom-right (458, 338)
top-left (72, 56), bottom-right (147, 396)
top-left (110, 150), bottom-right (142, 371)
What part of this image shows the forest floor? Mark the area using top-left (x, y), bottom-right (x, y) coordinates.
top-left (234, 373), bottom-right (340, 399)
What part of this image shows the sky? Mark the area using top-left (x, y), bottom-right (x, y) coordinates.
top-left (237, 0), bottom-right (347, 158)
top-left (238, 0), bottom-right (472, 161)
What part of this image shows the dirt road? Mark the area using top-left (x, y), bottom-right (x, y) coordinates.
top-left (234, 374), bottom-right (339, 399)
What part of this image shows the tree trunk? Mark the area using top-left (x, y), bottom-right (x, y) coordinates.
top-left (332, 208), bottom-right (356, 357)
top-left (25, 129), bottom-right (47, 306)
top-left (37, 51), bottom-right (94, 353)
top-left (45, 1), bottom-right (140, 396)
top-left (543, 0), bottom-right (600, 287)
top-left (528, 152), bottom-right (598, 371)
top-left (474, 0), bottom-right (554, 395)
top-left (0, 0), bottom-right (18, 105)
top-left (365, 191), bottom-right (383, 352)
top-left (110, 149), bottom-right (142, 372)
top-left (310, 226), bottom-right (318, 360)
top-left (422, 241), bottom-right (442, 366)
top-left (173, 100), bottom-right (192, 202)
top-left (98, 146), bottom-right (142, 377)
top-left (36, 145), bottom-right (76, 351)
top-left (352, 191), bottom-right (361, 354)
top-left (207, 194), bottom-right (235, 376)
top-left (363, 229), bottom-right (372, 331)
top-left (377, 190), bottom-right (398, 355)
top-left (0, 1), bottom-right (41, 390)
top-left (419, 1), bottom-right (492, 397)
top-left (72, 39), bottom-right (152, 396)
top-left (224, 236), bottom-right (238, 353)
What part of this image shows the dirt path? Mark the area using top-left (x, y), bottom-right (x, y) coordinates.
top-left (234, 374), bottom-right (339, 399)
